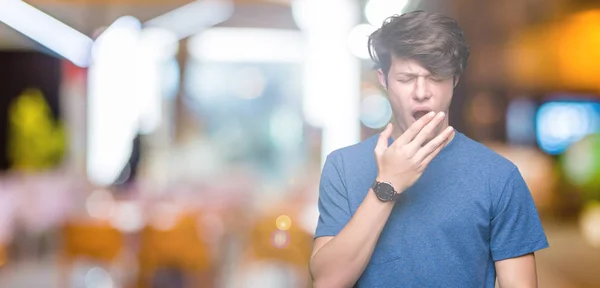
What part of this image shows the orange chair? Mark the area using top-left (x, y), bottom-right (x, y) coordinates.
top-left (0, 243), bottom-right (6, 268)
top-left (237, 211), bottom-right (313, 288)
top-left (137, 213), bottom-right (214, 288)
top-left (62, 221), bottom-right (123, 262)
top-left (60, 220), bottom-right (125, 287)
top-left (247, 213), bottom-right (312, 268)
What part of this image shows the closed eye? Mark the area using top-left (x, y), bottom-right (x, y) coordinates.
top-left (397, 78), bottom-right (415, 83)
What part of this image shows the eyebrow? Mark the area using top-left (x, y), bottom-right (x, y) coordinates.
top-left (395, 72), bottom-right (448, 79)
top-left (395, 72), bottom-right (428, 77)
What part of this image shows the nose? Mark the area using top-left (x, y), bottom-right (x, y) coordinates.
top-left (412, 76), bottom-right (431, 102)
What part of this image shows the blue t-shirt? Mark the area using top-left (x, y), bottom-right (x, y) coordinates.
top-left (315, 131), bottom-right (549, 287)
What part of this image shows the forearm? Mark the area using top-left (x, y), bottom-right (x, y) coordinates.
top-left (498, 277), bottom-right (537, 288)
top-left (496, 253), bottom-right (538, 288)
top-left (310, 189), bottom-right (395, 287)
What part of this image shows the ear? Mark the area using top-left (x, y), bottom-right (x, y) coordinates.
top-left (377, 68), bottom-right (387, 90)
top-left (453, 75), bottom-right (460, 87)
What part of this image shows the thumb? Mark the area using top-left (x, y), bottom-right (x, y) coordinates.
top-left (375, 123), bottom-right (393, 156)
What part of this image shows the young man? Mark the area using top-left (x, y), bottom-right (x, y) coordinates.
top-left (309, 11), bottom-right (548, 287)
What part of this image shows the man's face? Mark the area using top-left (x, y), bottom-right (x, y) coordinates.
top-left (378, 55), bottom-right (456, 135)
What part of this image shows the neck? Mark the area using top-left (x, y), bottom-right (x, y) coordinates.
top-left (391, 126), bottom-right (403, 141)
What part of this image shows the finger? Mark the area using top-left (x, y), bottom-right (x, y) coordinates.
top-left (374, 123), bottom-right (393, 156)
top-left (410, 112), bottom-right (446, 148)
top-left (393, 111), bottom-right (436, 146)
top-left (415, 126), bottom-right (454, 163)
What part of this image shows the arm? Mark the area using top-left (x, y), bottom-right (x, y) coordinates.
top-left (309, 188), bottom-right (395, 288)
top-left (310, 113), bottom-right (453, 287)
top-left (490, 168), bottom-right (549, 288)
top-left (495, 253), bottom-right (538, 288)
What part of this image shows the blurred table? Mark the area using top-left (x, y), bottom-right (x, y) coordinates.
top-left (537, 218), bottom-right (600, 288)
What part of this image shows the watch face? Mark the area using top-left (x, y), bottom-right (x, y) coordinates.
top-left (375, 182), bottom-right (395, 202)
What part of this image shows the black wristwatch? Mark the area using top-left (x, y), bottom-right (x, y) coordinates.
top-left (371, 179), bottom-right (397, 202)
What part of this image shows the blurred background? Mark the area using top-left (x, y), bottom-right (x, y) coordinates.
top-left (0, 0), bottom-right (599, 287)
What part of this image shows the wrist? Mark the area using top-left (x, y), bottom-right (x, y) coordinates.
top-left (375, 175), bottom-right (404, 195)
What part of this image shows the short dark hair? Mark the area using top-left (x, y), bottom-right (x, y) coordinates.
top-left (368, 11), bottom-right (470, 81)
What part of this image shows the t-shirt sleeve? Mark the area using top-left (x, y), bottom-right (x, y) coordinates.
top-left (490, 167), bottom-right (549, 261)
top-left (314, 151), bottom-right (352, 239)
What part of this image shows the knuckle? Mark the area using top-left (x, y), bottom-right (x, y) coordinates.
top-left (425, 142), bottom-right (437, 152)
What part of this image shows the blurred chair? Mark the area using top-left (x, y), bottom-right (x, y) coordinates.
top-left (238, 210), bottom-right (313, 288)
top-left (60, 220), bottom-right (125, 287)
top-left (137, 212), bottom-right (214, 288)
top-left (0, 243), bottom-right (6, 268)
top-left (248, 214), bottom-right (312, 267)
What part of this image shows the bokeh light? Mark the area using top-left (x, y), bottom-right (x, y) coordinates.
top-left (348, 24), bottom-right (377, 60)
top-left (270, 230), bottom-right (290, 249)
top-left (149, 202), bottom-right (181, 231)
top-left (85, 189), bottom-right (115, 220)
top-left (84, 267), bottom-right (114, 288)
top-left (275, 215), bottom-right (292, 231)
top-left (360, 93), bottom-right (393, 129)
top-left (562, 134), bottom-right (600, 193)
top-left (365, 0), bottom-right (411, 27)
top-left (109, 201), bottom-right (144, 233)
top-left (468, 91), bottom-right (501, 126)
top-left (556, 10), bottom-right (600, 91)
top-left (506, 98), bottom-right (537, 145)
top-left (580, 201), bottom-right (600, 248)
top-left (536, 101), bottom-right (600, 155)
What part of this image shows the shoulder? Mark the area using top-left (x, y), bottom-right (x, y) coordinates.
top-left (453, 132), bottom-right (518, 180)
top-left (450, 133), bottom-right (527, 210)
top-left (326, 133), bottom-right (379, 169)
top-left (321, 135), bottom-right (380, 208)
